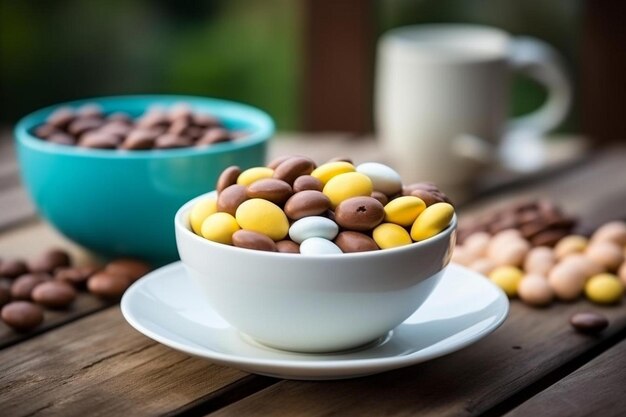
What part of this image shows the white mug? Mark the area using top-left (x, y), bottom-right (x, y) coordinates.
top-left (375, 24), bottom-right (572, 192)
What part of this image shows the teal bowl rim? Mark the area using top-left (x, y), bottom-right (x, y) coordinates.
top-left (14, 94), bottom-right (274, 160)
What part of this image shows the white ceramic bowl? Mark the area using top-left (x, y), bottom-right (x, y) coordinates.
top-left (175, 192), bottom-right (457, 353)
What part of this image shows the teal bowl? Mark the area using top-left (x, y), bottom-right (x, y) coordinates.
top-left (15, 95), bottom-right (273, 265)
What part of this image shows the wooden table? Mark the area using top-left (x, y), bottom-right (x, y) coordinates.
top-left (1, 135), bottom-right (625, 417)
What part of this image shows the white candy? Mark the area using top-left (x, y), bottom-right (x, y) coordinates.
top-left (289, 216), bottom-right (339, 244)
top-left (356, 162), bottom-right (402, 196)
top-left (300, 237), bottom-right (343, 255)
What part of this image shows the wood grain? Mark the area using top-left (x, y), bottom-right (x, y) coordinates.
top-left (208, 301), bottom-right (626, 417)
top-left (0, 293), bottom-right (111, 349)
top-left (0, 307), bottom-right (250, 417)
top-left (505, 339), bottom-right (626, 417)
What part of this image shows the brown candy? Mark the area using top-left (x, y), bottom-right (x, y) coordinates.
top-left (0, 285), bottom-right (10, 308)
top-left (272, 156), bottom-right (316, 185)
top-left (267, 155), bottom-right (295, 170)
top-left (55, 266), bottom-right (96, 288)
top-left (76, 104), bottom-right (104, 119)
top-left (79, 131), bottom-right (121, 149)
top-left (11, 273), bottom-right (51, 300)
top-left (197, 128), bottom-right (231, 145)
top-left (276, 240), bottom-right (300, 254)
top-left (1, 301), bottom-right (44, 332)
top-left (87, 272), bottom-right (131, 299)
top-left (107, 112), bottom-right (133, 124)
top-left (155, 134), bottom-right (193, 149)
top-left (232, 230), bottom-right (278, 252)
top-left (0, 259), bottom-right (28, 279)
top-left (34, 124), bottom-right (61, 139)
top-left (334, 197), bottom-right (385, 232)
top-left (370, 191), bottom-right (389, 206)
top-left (570, 312), bottom-right (609, 334)
top-left (283, 190), bottom-right (330, 220)
top-left (28, 249), bottom-right (71, 274)
top-left (99, 121), bottom-right (133, 138)
top-left (168, 118), bottom-right (189, 136)
top-left (137, 109), bottom-right (169, 128)
top-left (217, 184), bottom-right (249, 216)
top-left (68, 117), bottom-right (104, 137)
top-left (403, 182), bottom-right (440, 195)
top-left (192, 113), bottom-right (220, 128)
top-left (217, 166), bottom-right (242, 193)
top-left (530, 229), bottom-right (569, 247)
top-left (292, 175), bottom-right (323, 193)
top-left (410, 189), bottom-right (446, 206)
top-left (105, 259), bottom-right (151, 282)
top-left (247, 179), bottom-right (293, 206)
top-left (32, 281), bottom-right (77, 309)
top-left (46, 107), bottom-right (76, 128)
top-left (334, 231), bottom-right (379, 253)
top-left (120, 130), bottom-right (157, 150)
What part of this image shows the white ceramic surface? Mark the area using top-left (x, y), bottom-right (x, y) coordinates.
top-left (121, 262), bottom-right (508, 380)
top-left (375, 24), bottom-right (572, 187)
top-left (175, 192), bottom-right (457, 353)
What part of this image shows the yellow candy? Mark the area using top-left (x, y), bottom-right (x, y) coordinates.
top-left (489, 266), bottom-right (524, 298)
top-left (310, 162), bottom-right (355, 185)
top-left (384, 196), bottom-right (426, 227)
top-left (372, 223), bottom-right (412, 249)
top-left (235, 198), bottom-right (289, 241)
top-left (585, 273), bottom-right (624, 304)
top-left (237, 167), bottom-right (274, 186)
top-left (410, 202), bottom-right (454, 241)
top-left (323, 172), bottom-right (373, 209)
top-left (201, 212), bottom-right (240, 245)
top-left (189, 197), bottom-right (217, 235)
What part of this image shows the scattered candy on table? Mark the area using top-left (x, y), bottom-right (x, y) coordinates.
top-left (455, 216), bottom-right (626, 307)
top-left (0, 249), bottom-right (151, 333)
top-left (189, 156), bottom-right (455, 255)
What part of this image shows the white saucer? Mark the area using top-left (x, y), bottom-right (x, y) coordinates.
top-left (121, 262), bottom-right (508, 380)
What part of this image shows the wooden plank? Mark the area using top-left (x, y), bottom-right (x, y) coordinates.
top-left (207, 301), bottom-right (626, 417)
top-left (505, 339), bottom-right (626, 417)
top-left (0, 307), bottom-right (256, 417)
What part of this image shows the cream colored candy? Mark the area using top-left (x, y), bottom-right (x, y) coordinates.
top-left (189, 197), bottom-right (217, 235)
top-left (383, 196), bottom-right (426, 227)
top-left (562, 253), bottom-right (604, 277)
top-left (489, 266), bottom-right (523, 298)
top-left (310, 161), bottom-right (355, 185)
top-left (548, 260), bottom-right (587, 301)
top-left (586, 240), bottom-right (625, 271)
top-left (490, 229), bottom-right (523, 247)
top-left (373, 223), bottom-right (412, 249)
top-left (451, 246), bottom-right (476, 267)
top-left (524, 246), bottom-right (556, 276)
top-left (235, 199), bottom-right (289, 241)
top-left (554, 235), bottom-right (588, 260)
top-left (200, 212), bottom-right (240, 245)
top-left (468, 258), bottom-right (497, 276)
top-left (585, 273), bottom-right (624, 304)
top-left (236, 167), bottom-right (274, 186)
top-left (518, 274), bottom-right (554, 307)
top-left (463, 232), bottom-right (491, 258)
top-left (356, 162), bottom-right (402, 196)
top-left (617, 261), bottom-right (626, 287)
top-left (488, 237), bottom-right (530, 267)
top-left (591, 221), bottom-right (626, 246)
top-left (410, 202), bottom-right (454, 241)
top-left (323, 172), bottom-right (373, 209)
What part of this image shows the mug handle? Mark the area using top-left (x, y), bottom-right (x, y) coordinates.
top-left (507, 37), bottom-right (572, 134)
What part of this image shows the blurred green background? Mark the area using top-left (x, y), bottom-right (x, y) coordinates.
top-left (0, 0), bottom-right (580, 131)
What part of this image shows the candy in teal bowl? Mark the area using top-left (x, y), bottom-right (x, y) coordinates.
top-left (15, 95), bottom-right (273, 265)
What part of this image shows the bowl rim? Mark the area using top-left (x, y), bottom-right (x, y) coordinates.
top-left (175, 191), bottom-right (457, 260)
top-left (14, 94), bottom-right (274, 160)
